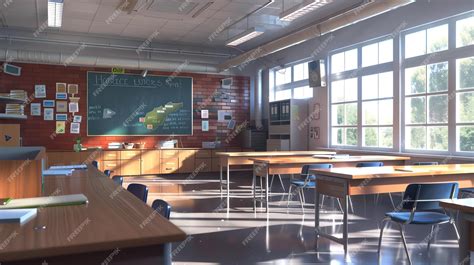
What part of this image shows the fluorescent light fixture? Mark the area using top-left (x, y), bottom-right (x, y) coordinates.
top-left (225, 27), bottom-right (264, 47)
top-left (279, 0), bottom-right (332, 22)
top-left (48, 0), bottom-right (64, 28)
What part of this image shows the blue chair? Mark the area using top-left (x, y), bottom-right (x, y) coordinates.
top-left (112, 175), bottom-right (123, 186)
top-left (378, 183), bottom-right (460, 264)
top-left (287, 164), bottom-right (341, 212)
top-left (127, 183), bottom-right (149, 203)
top-left (413, 162), bottom-right (439, 166)
top-left (104, 170), bottom-right (112, 177)
top-left (91, 160), bottom-right (99, 168)
top-left (460, 188), bottom-right (474, 198)
top-left (152, 199), bottom-right (172, 219)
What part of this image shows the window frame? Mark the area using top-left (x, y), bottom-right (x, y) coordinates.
top-left (269, 60), bottom-right (313, 102)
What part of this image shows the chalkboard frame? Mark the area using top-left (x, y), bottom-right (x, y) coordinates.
top-left (86, 71), bottom-right (193, 136)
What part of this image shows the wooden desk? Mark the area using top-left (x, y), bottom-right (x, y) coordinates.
top-left (0, 166), bottom-right (186, 265)
top-left (441, 199), bottom-right (474, 264)
top-left (216, 151), bottom-right (336, 205)
top-left (311, 164), bottom-right (474, 256)
top-left (251, 155), bottom-right (410, 212)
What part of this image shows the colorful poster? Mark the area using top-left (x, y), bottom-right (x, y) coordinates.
top-left (70, 122), bottom-right (80, 134)
top-left (34, 85), bottom-right (46, 98)
top-left (73, 115), bottom-right (82, 123)
top-left (69, 102), bottom-right (79, 113)
top-left (43, 100), bottom-right (55, 108)
top-left (44, 108), bottom-right (54, 120)
top-left (56, 121), bottom-right (66, 134)
top-left (56, 114), bottom-right (68, 121)
top-left (202, 120), bottom-right (209, 132)
top-left (30, 103), bottom-right (41, 116)
top-left (56, 93), bottom-right (67, 100)
top-left (68, 84), bottom-right (79, 94)
top-left (56, 83), bottom-right (67, 93)
top-left (201, 109), bottom-right (209, 119)
top-left (56, 101), bottom-right (67, 112)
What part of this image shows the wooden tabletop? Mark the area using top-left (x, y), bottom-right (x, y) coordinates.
top-left (216, 150), bottom-right (336, 157)
top-left (251, 155), bottom-right (411, 164)
top-left (440, 198), bottom-right (474, 214)
top-left (311, 164), bottom-right (474, 180)
top-left (0, 166), bottom-right (186, 262)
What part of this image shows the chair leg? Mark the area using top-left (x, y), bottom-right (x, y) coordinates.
top-left (336, 198), bottom-right (343, 212)
top-left (298, 188), bottom-right (304, 213)
top-left (301, 189), bottom-right (306, 204)
top-left (320, 195), bottom-right (325, 208)
top-left (278, 174), bottom-right (285, 192)
top-left (427, 225), bottom-right (435, 252)
top-left (388, 193), bottom-right (396, 209)
top-left (269, 175), bottom-right (275, 191)
top-left (287, 185), bottom-right (293, 207)
top-left (377, 218), bottom-right (390, 254)
top-left (451, 221), bottom-right (460, 242)
top-left (398, 224), bottom-right (412, 265)
top-left (348, 196), bottom-right (354, 213)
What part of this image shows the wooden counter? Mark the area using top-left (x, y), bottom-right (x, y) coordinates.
top-left (0, 166), bottom-right (186, 264)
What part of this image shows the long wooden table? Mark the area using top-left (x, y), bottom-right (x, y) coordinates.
top-left (0, 166), bottom-right (186, 265)
top-left (441, 198), bottom-right (474, 265)
top-left (216, 151), bottom-right (336, 206)
top-left (251, 155), bottom-right (410, 212)
top-left (311, 164), bottom-right (474, 256)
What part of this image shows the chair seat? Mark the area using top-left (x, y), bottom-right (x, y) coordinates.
top-left (290, 180), bottom-right (315, 188)
top-left (386, 211), bottom-right (450, 224)
top-left (461, 188), bottom-right (474, 194)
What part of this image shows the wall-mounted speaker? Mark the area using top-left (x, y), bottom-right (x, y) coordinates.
top-left (221, 78), bottom-right (233, 89)
top-left (308, 60), bottom-right (326, 88)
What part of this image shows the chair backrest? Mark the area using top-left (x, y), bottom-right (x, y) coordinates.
top-left (127, 183), bottom-right (149, 203)
top-left (104, 170), bottom-right (111, 177)
top-left (91, 160), bottom-right (99, 168)
top-left (356, 162), bottom-right (384, 167)
top-left (301, 164), bottom-right (333, 179)
top-left (112, 175), bottom-right (123, 186)
top-left (413, 162), bottom-right (439, 166)
top-left (402, 183), bottom-right (459, 211)
top-left (152, 199), bottom-right (172, 219)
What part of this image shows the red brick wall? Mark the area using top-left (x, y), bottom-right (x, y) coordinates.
top-left (0, 63), bottom-right (250, 150)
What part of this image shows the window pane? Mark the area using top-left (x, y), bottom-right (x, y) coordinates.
top-left (362, 43), bottom-right (378, 67)
top-left (458, 126), bottom-right (474, 152)
top-left (428, 95), bottom-right (448, 123)
top-left (363, 127), bottom-right (378, 147)
top-left (457, 57), bottom-right (474, 90)
top-left (405, 30), bottom-right (426, 58)
top-left (428, 126), bottom-right (448, 151)
top-left (345, 78), bottom-right (358, 101)
top-left (332, 52), bottom-right (344, 73)
top-left (427, 24), bottom-right (449, 53)
top-left (275, 89), bottom-right (291, 100)
top-left (379, 71), bottom-right (393, 98)
top-left (457, 91), bottom-right (474, 123)
top-left (346, 103), bottom-right (358, 125)
top-left (331, 80), bottom-right (345, 103)
top-left (345, 49), bottom-right (358, 71)
top-left (405, 66), bottom-right (426, 95)
top-left (456, 17), bottom-right (474, 48)
top-left (275, 67), bottom-right (291, 86)
top-left (362, 101), bottom-right (378, 125)
top-left (362, 74), bottom-right (378, 100)
top-left (379, 99), bottom-right (393, 125)
top-left (406, 126), bottom-right (426, 149)
top-left (332, 128), bottom-right (343, 145)
top-left (427, 62), bottom-right (448, 92)
top-left (379, 39), bottom-right (393, 64)
top-left (294, 63), bottom-right (308, 81)
top-left (380, 127), bottom-right (393, 148)
top-left (332, 104), bottom-right (344, 126)
top-left (346, 128), bottom-right (358, 146)
top-left (406, 97), bottom-right (426, 124)
top-left (294, 86), bottom-right (312, 99)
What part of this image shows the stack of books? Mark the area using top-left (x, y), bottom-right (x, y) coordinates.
top-left (9, 90), bottom-right (27, 101)
top-left (108, 142), bottom-right (122, 149)
top-left (5, 104), bottom-right (25, 115)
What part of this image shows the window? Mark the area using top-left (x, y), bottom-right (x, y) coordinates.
top-left (270, 61), bottom-right (313, 101)
top-left (330, 37), bottom-right (394, 148)
top-left (456, 56), bottom-right (474, 152)
top-left (456, 17), bottom-right (474, 48)
top-left (405, 24), bottom-right (449, 58)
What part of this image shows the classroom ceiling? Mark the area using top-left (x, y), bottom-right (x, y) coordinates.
top-left (0, 0), bottom-right (363, 51)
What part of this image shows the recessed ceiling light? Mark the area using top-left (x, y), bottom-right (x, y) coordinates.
top-left (279, 0), bottom-right (332, 22)
top-left (48, 0), bottom-right (64, 28)
top-left (225, 27), bottom-right (264, 47)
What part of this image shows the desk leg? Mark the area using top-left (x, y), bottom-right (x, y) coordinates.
top-left (220, 164), bottom-right (223, 196)
top-left (253, 168), bottom-right (256, 212)
top-left (343, 195), bottom-right (349, 256)
top-left (315, 182), bottom-right (320, 243)
top-left (265, 170), bottom-right (269, 213)
top-left (226, 163), bottom-right (230, 205)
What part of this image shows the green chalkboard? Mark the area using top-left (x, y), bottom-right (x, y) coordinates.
top-left (87, 72), bottom-right (193, 136)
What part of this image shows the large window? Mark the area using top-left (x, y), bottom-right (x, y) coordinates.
top-left (270, 61), bottom-right (313, 101)
top-left (401, 13), bottom-right (474, 154)
top-left (330, 38), bottom-right (394, 148)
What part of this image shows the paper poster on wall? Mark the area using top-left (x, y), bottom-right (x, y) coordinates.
top-left (30, 103), bottom-right (41, 116)
top-left (56, 93), bottom-right (67, 100)
top-left (73, 115), bottom-right (82, 123)
top-left (202, 120), bottom-right (209, 132)
top-left (69, 102), bottom-right (79, 113)
top-left (56, 83), bottom-right (67, 93)
top-left (68, 84), bottom-right (79, 94)
top-left (201, 109), bottom-right (209, 119)
top-left (227, 120), bottom-right (236, 129)
top-left (34, 85), bottom-right (46, 98)
top-left (56, 114), bottom-right (68, 121)
top-left (217, 110), bottom-right (232, 121)
top-left (44, 108), bottom-right (54, 120)
top-left (70, 122), bottom-right (80, 134)
top-left (43, 100), bottom-right (55, 108)
top-left (56, 101), bottom-right (67, 112)
top-left (56, 121), bottom-right (66, 134)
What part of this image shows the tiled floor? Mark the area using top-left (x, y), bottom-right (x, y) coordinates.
top-left (124, 172), bottom-right (462, 265)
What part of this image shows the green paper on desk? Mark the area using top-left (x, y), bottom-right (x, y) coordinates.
top-left (0, 194), bottom-right (88, 209)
